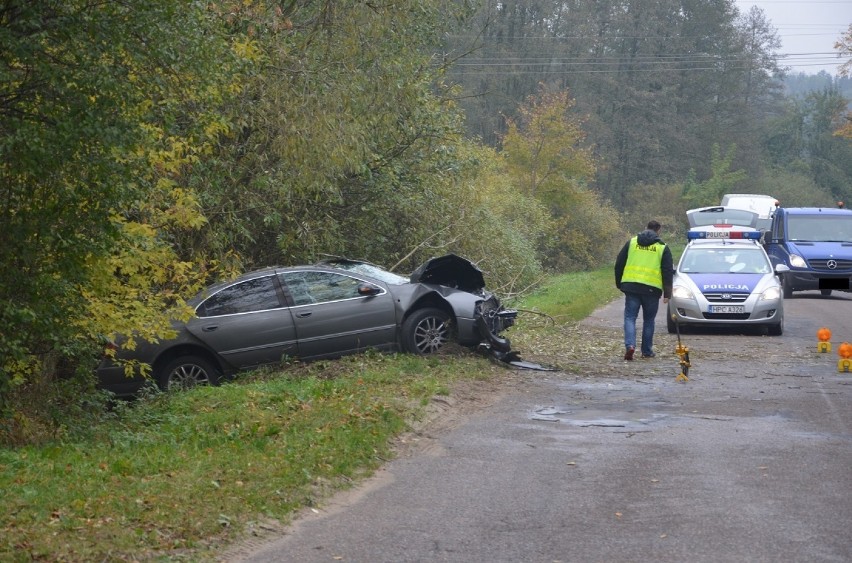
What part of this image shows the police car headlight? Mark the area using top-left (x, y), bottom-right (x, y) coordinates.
top-left (761, 286), bottom-right (782, 301)
top-left (672, 285), bottom-right (693, 300)
top-left (789, 254), bottom-right (807, 268)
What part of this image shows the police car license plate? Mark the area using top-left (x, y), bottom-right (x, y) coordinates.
top-left (711, 305), bottom-right (744, 314)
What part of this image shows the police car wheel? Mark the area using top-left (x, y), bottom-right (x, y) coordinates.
top-left (782, 276), bottom-right (793, 299)
top-left (767, 318), bottom-right (783, 336)
top-left (820, 289), bottom-right (832, 297)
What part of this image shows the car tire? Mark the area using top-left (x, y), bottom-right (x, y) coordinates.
top-left (767, 321), bottom-right (783, 336)
top-left (667, 311), bottom-right (676, 334)
top-left (401, 307), bottom-right (452, 355)
top-left (821, 289), bottom-right (832, 297)
top-left (782, 275), bottom-right (793, 299)
top-left (158, 355), bottom-right (219, 392)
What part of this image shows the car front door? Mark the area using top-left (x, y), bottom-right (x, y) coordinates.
top-left (279, 271), bottom-right (397, 359)
top-left (186, 274), bottom-right (298, 368)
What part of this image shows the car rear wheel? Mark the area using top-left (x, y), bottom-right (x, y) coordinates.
top-left (158, 355), bottom-right (219, 392)
top-left (401, 308), bottom-right (452, 355)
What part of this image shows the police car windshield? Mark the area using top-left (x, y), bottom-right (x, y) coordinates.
top-left (680, 248), bottom-right (771, 274)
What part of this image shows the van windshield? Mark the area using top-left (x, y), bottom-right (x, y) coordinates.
top-left (787, 216), bottom-right (852, 242)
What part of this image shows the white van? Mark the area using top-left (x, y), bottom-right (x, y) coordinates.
top-left (719, 194), bottom-right (778, 230)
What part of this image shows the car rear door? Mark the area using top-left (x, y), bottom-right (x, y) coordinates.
top-left (279, 271), bottom-right (397, 359)
top-left (186, 274), bottom-right (298, 368)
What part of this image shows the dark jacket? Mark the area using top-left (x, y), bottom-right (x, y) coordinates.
top-left (614, 229), bottom-right (673, 299)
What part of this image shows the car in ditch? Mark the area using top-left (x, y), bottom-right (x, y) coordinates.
top-left (96, 254), bottom-right (517, 397)
top-left (667, 231), bottom-right (788, 335)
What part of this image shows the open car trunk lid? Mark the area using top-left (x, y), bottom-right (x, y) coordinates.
top-left (409, 254), bottom-right (486, 293)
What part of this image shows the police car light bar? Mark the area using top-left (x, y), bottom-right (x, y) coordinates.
top-left (687, 230), bottom-right (762, 240)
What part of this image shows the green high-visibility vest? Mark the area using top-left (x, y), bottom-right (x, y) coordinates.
top-left (622, 236), bottom-right (664, 290)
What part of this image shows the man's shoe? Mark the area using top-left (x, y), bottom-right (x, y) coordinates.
top-left (641, 352), bottom-right (656, 359)
top-left (624, 346), bottom-right (635, 361)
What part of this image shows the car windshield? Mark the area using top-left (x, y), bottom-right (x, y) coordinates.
top-left (680, 247), bottom-right (771, 274)
top-left (787, 216), bottom-right (852, 242)
top-left (325, 260), bottom-right (410, 285)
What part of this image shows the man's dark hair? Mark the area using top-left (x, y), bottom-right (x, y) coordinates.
top-left (647, 220), bottom-right (661, 231)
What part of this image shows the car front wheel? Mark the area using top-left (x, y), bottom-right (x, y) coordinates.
top-left (782, 275), bottom-right (793, 298)
top-left (401, 308), bottom-right (452, 355)
top-left (767, 317), bottom-right (784, 336)
top-left (158, 355), bottom-right (219, 392)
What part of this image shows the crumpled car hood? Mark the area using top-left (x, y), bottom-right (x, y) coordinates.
top-left (409, 254), bottom-right (486, 293)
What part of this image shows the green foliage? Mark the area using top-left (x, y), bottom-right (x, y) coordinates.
top-left (622, 183), bottom-right (691, 241)
top-left (756, 168), bottom-right (837, 208)
top-left (515, 267), bottom-right (622, 323)
top-left (0, 2), bottom-right (244, 403)
top-left (445, 0), bottom-right (785, 207)
top-left (501, 87), bottom-right (622, 271)
top-left (682, 144), bottom-right (749, 206)
top-left (187, 0), bottom-right (481, 270)
top-left (762, 89), bottom-right (852, 203)
top-left (0, 353), bottom-right (497, 560)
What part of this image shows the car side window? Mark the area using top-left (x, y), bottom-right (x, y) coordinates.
top-left (196, 275), bottom-right (281, 317)
top-left (280, 271), bottom-right (379, 305)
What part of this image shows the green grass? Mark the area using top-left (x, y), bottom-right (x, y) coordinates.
top-left (513, 267), bottom-right (622, 322)
top-left (0, 268), bottom-right (620, 561)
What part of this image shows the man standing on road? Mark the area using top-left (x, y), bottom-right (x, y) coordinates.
top-left (614, 220), bottom-right (673, 360)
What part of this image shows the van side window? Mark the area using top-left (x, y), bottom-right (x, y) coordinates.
top-left (775, 214), bottom-right (785, 240)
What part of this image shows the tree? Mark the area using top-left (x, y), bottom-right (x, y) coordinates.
top-left (445, 0), bottom-right (785, 210)
top-left (682, 143), bottom-right (748, 206)
top-left (0, 1), bottom-right (240, 406)
top-left (501, 86), bottom-right (622, 270)
top-left (834, 24), bottom-right (852, 139)
top-left (836, 23), bottom-right (852, 78)
top-left (184, 0), bottom-right (544, 279)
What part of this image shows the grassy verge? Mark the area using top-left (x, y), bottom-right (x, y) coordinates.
top-left (0, 267), bottom-right (620, 561)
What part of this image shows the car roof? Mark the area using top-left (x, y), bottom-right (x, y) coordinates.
top-left (685, 239), bottom-right (763, 250)
top-left (779, 207), bottom-right (852, 216)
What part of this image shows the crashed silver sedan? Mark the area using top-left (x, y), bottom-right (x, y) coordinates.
top-left (97, 254), bottom-right (517, 397)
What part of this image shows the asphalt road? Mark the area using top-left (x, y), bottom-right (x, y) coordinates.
top-left (232, 291), bottom-right (852, 563)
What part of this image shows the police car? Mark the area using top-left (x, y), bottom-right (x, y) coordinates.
top-left (667, 231), bottom-right (788, 335)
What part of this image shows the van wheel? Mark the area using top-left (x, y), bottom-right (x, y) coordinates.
top-left (820, 289), bottom-right (832, 296)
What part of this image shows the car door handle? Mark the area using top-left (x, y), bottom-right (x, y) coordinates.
top-left (296, 311), bottom-right (312, 318)
top-left (202, 325), bottom-right (219, 332)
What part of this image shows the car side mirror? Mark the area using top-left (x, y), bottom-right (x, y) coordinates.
top-left (358, 284), bottom-right (382, 296)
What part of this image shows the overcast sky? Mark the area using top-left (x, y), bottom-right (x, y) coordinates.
top-left (735, 0), bottom-right (851, 75)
